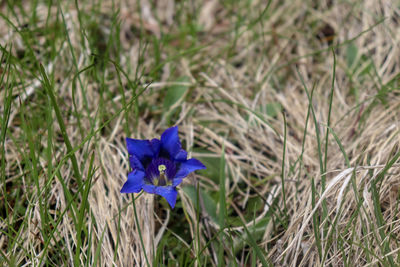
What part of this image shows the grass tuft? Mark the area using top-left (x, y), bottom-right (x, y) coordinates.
top-left (1, 0), bottom-right (400, 266)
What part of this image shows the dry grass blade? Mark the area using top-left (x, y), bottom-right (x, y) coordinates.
top-left (1, 0), bottom-right (399, 266)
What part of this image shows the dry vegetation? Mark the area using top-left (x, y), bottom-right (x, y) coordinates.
top-left (1, 0), bottom-right (400, 266)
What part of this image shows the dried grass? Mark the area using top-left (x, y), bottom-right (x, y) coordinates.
top-left (1, 0), bottom-right (400, 266)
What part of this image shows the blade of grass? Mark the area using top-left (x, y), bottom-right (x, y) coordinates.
top-left (132, 196), bottom-right (151, 267)
top-left (370, 149), bottom-right (400, 266)
top-left (92, 224), bottom-right (107, 267)
top-left (74, 153), bottom-right (97, 266)
top-left (326, 126), bottom-right (350, 168)
top-left (218, 144), bottom-right (226, 266)
top-left (196, 179), bottom-right (201, 265)
top-left (280, 112), bottom-right (288, 220)
top-left (297, 74), bottom-right (324, 259)
top-left (0, 47), bottom-right (13, 227)
top-left (238, 218), bottom-right (270, 266)
top-left (18, 81), bottom-right (50, 246)
top-left (323, 49), bottom-right (336, 190)
top-left (39, 63), bottom-right (84, 189)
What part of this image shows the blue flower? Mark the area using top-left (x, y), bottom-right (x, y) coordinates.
top-left (121, 126), bottom-right (206, 208)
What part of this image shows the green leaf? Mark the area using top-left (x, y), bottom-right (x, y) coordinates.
top-left (163, 76), bottom-right (191, 110)
top-left (233, 217), bottom-right (270, 252)
top-left (265, 102), bottom-right (282, 118)
top-left (182, 185), bottom-right (218, 225)
top-left (346, 43), bottom-right (358, 68)
top-left (218, 145), bottom-right (226, 266)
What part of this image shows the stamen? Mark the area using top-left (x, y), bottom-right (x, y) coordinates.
top-left (145, 159), bottom-right (176, 186)
top-left (158, 164), bottom-right (166, 173)
top-left (158, 164), bottom-right (167, 185)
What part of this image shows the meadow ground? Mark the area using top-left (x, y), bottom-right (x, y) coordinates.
top-left (1, 0), bottom-right (400, 266)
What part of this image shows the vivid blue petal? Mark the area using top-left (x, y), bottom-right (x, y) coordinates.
top-left (129, 154), bottom-right (144, 171)
top-left (160, 126), bottom-right (181, 158)
top-left (142, 184), bottom-right (178, 208)
top-left (172, 177), bottom-right (183, 187)
top-left (175, 158), bottom-right (206, 178)
top-left (120, 170), bottom-right (145, 193)
top-left (142, 184), bottom-right (157, 194)
top-left (174, 149), bottom-right (187, 161)
top-left (150, 138), bottom-right (161, 156)
top-left (145, 158), bottom-right (177, 184)
top-left (126, 138), bottom-right (154, 160)
top-left (156, 187), bottom-right (178, 208)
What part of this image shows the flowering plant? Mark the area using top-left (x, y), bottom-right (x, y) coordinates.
top-left (121, 126), bottom-right (206, 208)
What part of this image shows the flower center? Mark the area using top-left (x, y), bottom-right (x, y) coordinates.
top-left (145, 158), bottom-right (177, 186)
top-left (155, 164), bottom-right (167, 186)
top-left (158, 164), bottom-right (166, 173)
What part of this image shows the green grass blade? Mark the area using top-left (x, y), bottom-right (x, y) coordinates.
top-left (218, 144), bottom-right (226, 266)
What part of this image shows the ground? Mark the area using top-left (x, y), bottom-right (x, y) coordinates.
top-left (1, 0), bottom-right (400, 266)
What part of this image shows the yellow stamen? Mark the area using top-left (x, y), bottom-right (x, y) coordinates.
top-left (158, 164), bottom-right (166, 174)
top-left (158, 164), bottom-right (167, 185)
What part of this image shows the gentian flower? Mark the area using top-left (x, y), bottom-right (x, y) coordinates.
top-left (121, 126), bottom-right (206, 208)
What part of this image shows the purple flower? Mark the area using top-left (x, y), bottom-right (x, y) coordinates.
top-left (121, 126), bottom-right (206, 208)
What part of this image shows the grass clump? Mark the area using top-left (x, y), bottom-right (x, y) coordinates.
top-left (1, 0), bottom-right (400, 266)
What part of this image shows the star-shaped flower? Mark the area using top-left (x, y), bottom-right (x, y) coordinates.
top-left (121, 126), bottom-right (206, 208)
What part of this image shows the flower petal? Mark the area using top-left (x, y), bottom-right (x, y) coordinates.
top-left (160, 126), bottom-right (181, 158)
top-left (175, 158), bottom-right (206, 178)
top-left (172, 177), bottom-right (183, 187)
top-left (142, 185), bottom-right (178, 208)
top-left (142, 184), bottom-right (157, 194)
top-left (129, 154), bottom-right (144, 171)
top-left (120, 170), bottom-right (145, 193)
top-left (157, 187), bottom-right (178, 208)
top-left (150, 138), bottom-right (161, 156)
top-left (126, 138), bottom-right (154, 160)
top-left (174, 149), bottom-right (187, 162)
